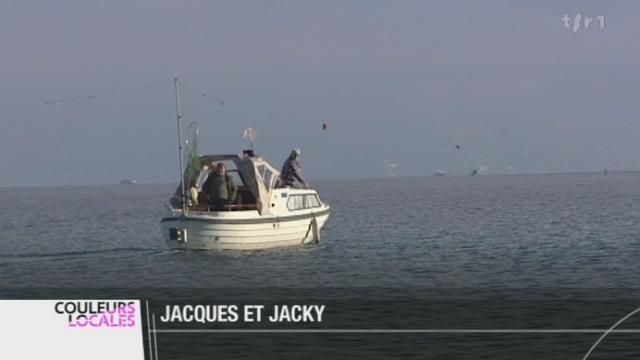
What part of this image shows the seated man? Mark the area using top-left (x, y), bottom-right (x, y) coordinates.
top-left (281, 148), bottom-right (309, 188)
top-left (203, 163), bottom-right (237, 211)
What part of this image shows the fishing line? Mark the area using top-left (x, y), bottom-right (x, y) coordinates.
top-left (42, 81), bottom-right (173, 105)
top-left (42, 80), bottom-right (225, 108)
top-left (179, 82), bottom-right (225, 107)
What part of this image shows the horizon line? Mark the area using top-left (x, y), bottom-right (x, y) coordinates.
top-left (1, 169), bottom-right (639, 189)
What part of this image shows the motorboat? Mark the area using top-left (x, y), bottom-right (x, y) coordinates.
top-left (160, 80), bottom-right (330, 250)
top-left (161, 152), bottom-right (330, 250)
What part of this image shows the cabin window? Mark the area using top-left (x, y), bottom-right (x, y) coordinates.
top-left (286, 194), bottom-right (321, 211)
top-left (305, 194), bottom-right (321, 208)
top-left (287, 195), bottom-right (304, 210)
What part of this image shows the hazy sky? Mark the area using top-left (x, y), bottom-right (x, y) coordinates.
top-left (1, 1), bottom-right (639, 186)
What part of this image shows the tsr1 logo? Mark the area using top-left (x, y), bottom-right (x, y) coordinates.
top-left (562, 14), bottom-right (605, 32)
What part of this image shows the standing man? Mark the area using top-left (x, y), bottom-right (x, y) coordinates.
top-left (204, 163), bottom-right (237, 211)
top-left (281, 148), bottom-right (309, 188)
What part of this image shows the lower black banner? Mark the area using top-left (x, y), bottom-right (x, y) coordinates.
top-left (1, 288), bottom-right (639, 359)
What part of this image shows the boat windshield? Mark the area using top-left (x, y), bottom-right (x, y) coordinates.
top-left (256, 163), bottom-right (278, 191)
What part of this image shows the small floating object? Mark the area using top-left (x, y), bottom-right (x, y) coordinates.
top-left (455, 144), bottom-right (461, 150)
top-left (470, 169), bottom-right (478, 176)
top-left (322, 122), bottom-right (328, 130)
top-left (119, 179), bottom-right (137, 185)
top-left (435, 170), bottom-right (446, 176)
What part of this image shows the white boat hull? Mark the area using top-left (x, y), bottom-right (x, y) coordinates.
top-left (160, 207), bottom-right (330, 250)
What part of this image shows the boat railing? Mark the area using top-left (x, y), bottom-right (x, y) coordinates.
top-left (184, 204), bottom-right (259, 213)
top-left (222, 204), bottom-right (258, 211)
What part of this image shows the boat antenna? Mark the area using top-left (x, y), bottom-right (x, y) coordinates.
top-left (174, 78), bottom-right (187, 215)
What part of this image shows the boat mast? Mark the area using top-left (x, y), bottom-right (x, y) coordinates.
top-left (174, 78), bottom-right (187, 215)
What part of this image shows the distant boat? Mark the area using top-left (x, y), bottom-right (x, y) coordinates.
top-left (434, 170), bottom-right (446, 176)
top-left (119, 179), bottom-right (137, 185)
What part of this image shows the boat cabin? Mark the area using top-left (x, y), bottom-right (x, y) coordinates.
top-left (172, 153), bottom-right (281, 215)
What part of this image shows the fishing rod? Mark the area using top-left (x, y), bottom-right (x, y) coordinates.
top-left (174, 79), bottom-right (187, 215)
top-left (43, 78), bottom-right (224, 216)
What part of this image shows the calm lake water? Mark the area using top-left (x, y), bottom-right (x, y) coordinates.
top-left (1, 172), bottom-right (639, 288)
